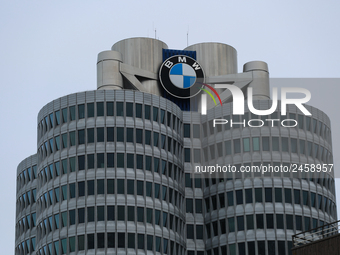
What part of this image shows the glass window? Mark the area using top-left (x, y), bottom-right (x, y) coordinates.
top-left (138, 234), bottom-right (144, 249)
top-left (97, 153), bottom-right (104, 168)
top-left (245, 189), bottom-right (252, 203)
top-left (117, 179), bottom-right (124, 194)
top-left (227, 191), bottom-right (234, 206)
top-left (78, 155), bottom-right (85, 170)
top-left (87, 128), bottom-right (94, 143)
top-left (97, 206), bottom-right (104, 221)
top-left (286, 214), bottom-right (293, 229)
top-left (137, 207), bottom-right (144, 222)
top-left (233, 139), bottom-right (241, 153)
top-left (87, 103), bottom-right (94, 118)
top-left (145, 130), bottom-right (151, 145)
top-left (62, 108), bottom-right (67, 123)
top-left (87, 234), bottom-right (94, 249)
top-left (78, 235), bottom-right (84, 251)
top-left (107, 179), bottom-right (114, 194)
top-left (146, 182), bottom-right (152, 197)
top-left (97, 102), bottom-right (104, 116)
top-left (78, 208), bottom-right (85, 224)
top-left (195, 199), bottom-right (202, 213)
top-left (272, 137), bottom-right (279, 151)
top-left (266, 214), bottom-right (274, 229)
top-left (97, 179), bottom-right (104, 195)
top-left (135, 103), bottom-right (142, 118)
top-left (136, 129), bottom-right (142, 144)
top-left (108, 233), bottom-right (114, 248)
top-left (107, 206), bottom-right (114, 221)
top-left (255, 188), bottom-right (262, 202)
top-left (107, 153), bottom-right (114, 168)
top-left (186, 199), bottom-right (193, 213)
top-left (117, 206), bottom-right (125, 221)
top-left (87, 180), bottom-right (94, 195)
top-left (236, 190), bottom-right (243, 204)
top-left (128, 233), bottom-right (135, 249)
top-left (246, 215), bottom-right (254, 230)
top-left (87, 207), bottom-right (94, 222)
top-left (127, 180), bottom-right (134, 195)
top-left (127, 128), bottom-right (133, 143)
top-left (275, 188), bottom-right (282, 202)
top-left (144, 105), bottom-right (150, 120)
top-left (107, 127), bottom-right (114, 142)
top-left (114, 127), bottom-right (123, 142)
top-left (252, 137), bottom-right (260, 151)
top-left (237, 216), bottom-right (244, 231)
top-left (184, 124), bottom-right (190, 138)
top-left (184, 148), bottom-right (191, 162)
top-left (61, 238), bottom-right (67, 254)
top-left (294, 215), bottom-right (302, 231)
top-left (78, 104), bottom-right (85, 119)
top-left (228, 217), bottom-right (235, 232)
top-left (276, 214), bottom-right (284, 229)
top-left (97, 127), bottom-right (104, 142)
top-left (153, 106), bottom-right (158, 122)
top-left (107, 102), bottom-right (114, 116)
top-left (117, 153), bottom-right (124, 168)
top-left (285, 188), bottom-right (292, 203)
top-left (69, 131), bottom-right (75, 146)
top-left (137, 181), bottom-right (143, 196)
top-left (147, 235), bottom-right (153, 251)
top-left (291, 138), bottom-right (297, 153)
top-left (256, 214), bottom-right (263, 229)
top-left (69, 106), bottom-right (75, 121)
top-left (225, 140), bottom-right (232, 155)
top-left (243, 138), bottom-right (250, 152)
top-left (69, 184), bottom-right (75, 198)
top-left (69, 209), bottom-right (75, 225)
top-left (305, 216), bottom-right (310, 230)
top-left (78, 181), bottom-right (85, 197)
top-left (116, 102), bottom-right (123, 116)
top-left (282, 137), bottom-right (289, 152)
top-left (294, 189), bottom-right (300, 204)
top-left (265, 188), bottom-right (272, 202)
top-left (262, 137), bottom-right (269, 151)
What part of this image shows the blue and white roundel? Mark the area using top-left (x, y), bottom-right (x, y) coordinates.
top-left (169, 63), bottom-right (196, 89)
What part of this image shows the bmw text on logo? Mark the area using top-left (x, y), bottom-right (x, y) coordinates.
top-left (159, 55), bottom-right (205, 99)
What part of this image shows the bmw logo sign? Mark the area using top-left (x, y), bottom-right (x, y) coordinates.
top-left (159, 55), bottom-right (205, 99)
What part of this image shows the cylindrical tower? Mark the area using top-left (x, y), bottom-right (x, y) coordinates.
top-left (186, 101), bottom-right (336, 255)
top-left (27, 90), bottom-right (186, 255)
top-left (15, 155), bottom-right (38, 255)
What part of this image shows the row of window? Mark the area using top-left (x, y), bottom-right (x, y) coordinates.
top-left (39, 102), bottom-right (182, 139)
top-left (39, 127), bottom-right (182, 160)
top-left (201, 112), bottom-right (331, 144)
top-left (16, 189), bottom-right (36, 212)
top-left (17, 165), bottom-right (37, 191)
top-left (26, 233), bottom-right (177, 255)
top-left (204, 240), bottom-right (293, 255)
top-left (196, 137), bottom-right (332, 163)
top-left (38, 154), bottom-right (183, 186)
top-left (37, 180), bottom-right (185, 213)
top-left (206, 214), bottom-right (327, 238)
top-left (37, 205), bottom-right (185, 241)
top-left (15, 213), bottom-right (36, 238)
top-left (186, 171), bottom-right (334, 192)
top-left (15, 237), bottom-right (36, 255)
top-left (204, 187), bottom-right (336, 217)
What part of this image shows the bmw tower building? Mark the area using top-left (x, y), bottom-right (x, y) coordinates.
top-left (15, 37), bottom-right (337, 255)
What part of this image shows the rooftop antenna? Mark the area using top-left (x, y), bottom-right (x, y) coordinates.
top-left (155, 28), bottom-right (157, 39)
top-left (187, 26), bottom-right (189, 46)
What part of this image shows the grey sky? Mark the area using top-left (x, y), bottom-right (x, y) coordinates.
top-left (1, 1), bottom-right (339, 253)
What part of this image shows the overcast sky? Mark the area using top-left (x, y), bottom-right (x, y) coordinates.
top-left (1, 1), bottom-right (340, 254)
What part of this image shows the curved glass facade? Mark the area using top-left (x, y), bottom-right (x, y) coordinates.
top-left (15, 90), bottom-right (336, 255)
